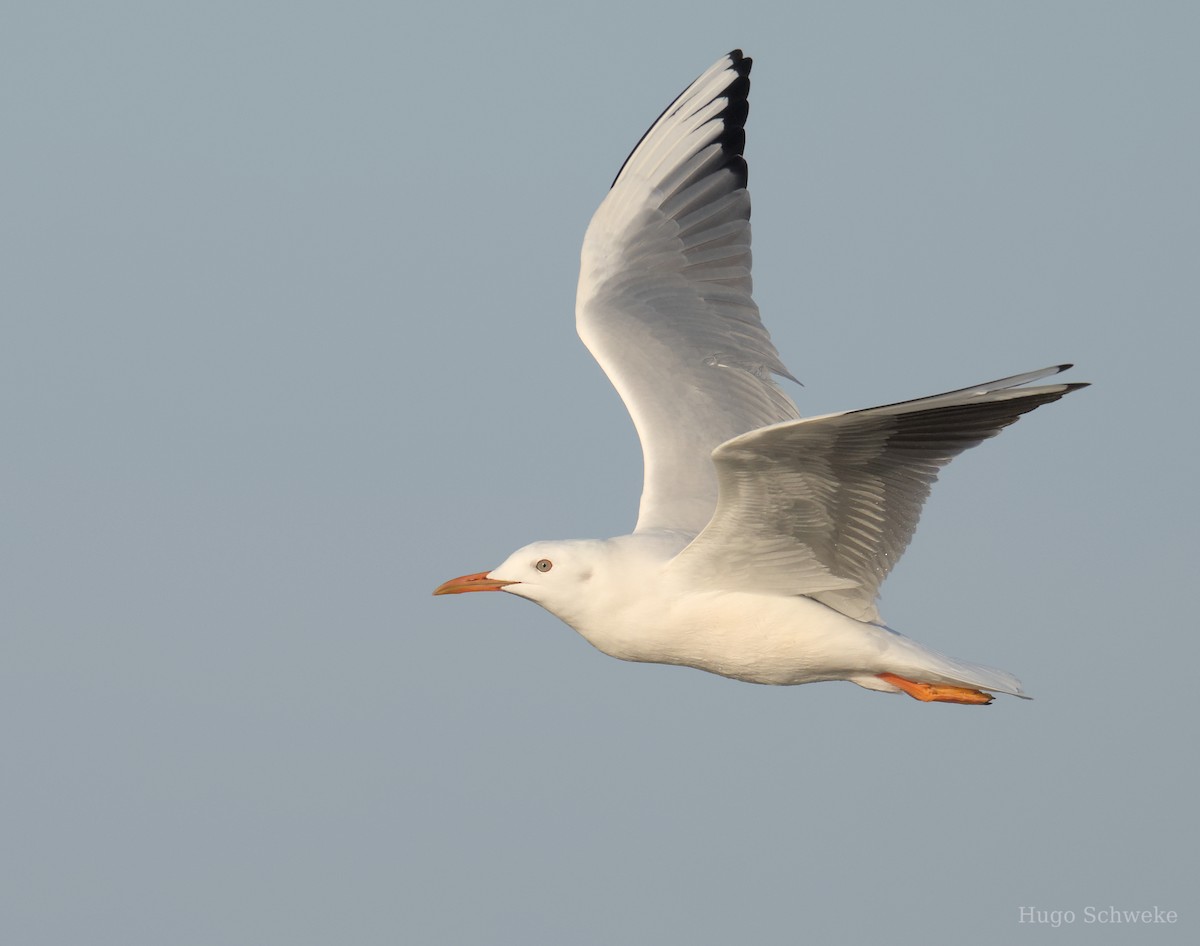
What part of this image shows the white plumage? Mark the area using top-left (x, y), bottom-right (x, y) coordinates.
top-left (435, 51), bottom-right (1086, 705)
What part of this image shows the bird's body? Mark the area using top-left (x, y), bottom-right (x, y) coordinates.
top-left (435, 51), bottom-right (1084, 704)
top-left (549, 545), bottom-right (891, 688)
top-left (476, 529), bottom-right (1024, 699)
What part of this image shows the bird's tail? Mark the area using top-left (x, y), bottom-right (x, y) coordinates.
top-left (852, 627), bottom-right (1030, 700)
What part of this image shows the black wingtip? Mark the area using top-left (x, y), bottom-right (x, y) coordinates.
top-left (610, 51), bottom-right (755, 190)
top-left (713, 61), bottom-right (752, 189)
top-left (1053, 365), bottom-right (1091, 393)
top-left (727, 49), bottom-right (752, 74)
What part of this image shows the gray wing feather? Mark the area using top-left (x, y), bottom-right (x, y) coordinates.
top-left (576, 51), bottom-right (800, 536)
top-left (669, 366), bottom-right (1087, 621)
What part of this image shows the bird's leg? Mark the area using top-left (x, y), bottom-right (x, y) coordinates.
top-left (876, 673), bottom-right (994, 705)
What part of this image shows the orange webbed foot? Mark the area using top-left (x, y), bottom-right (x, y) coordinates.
top-left (877, 672), bottom-right (994, 705)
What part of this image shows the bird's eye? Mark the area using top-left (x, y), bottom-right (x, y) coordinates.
top-left (535, 559), bottom-right (553, 573)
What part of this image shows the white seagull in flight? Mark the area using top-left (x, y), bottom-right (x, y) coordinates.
top-left (435, 50), bottom-right (1085, 704)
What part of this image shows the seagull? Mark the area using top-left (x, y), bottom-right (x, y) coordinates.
top-left (434, 50), bottom-right (1085, 704)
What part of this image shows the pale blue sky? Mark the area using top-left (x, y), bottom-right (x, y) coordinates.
top-left (3, 2), bottom-right (1197, 944)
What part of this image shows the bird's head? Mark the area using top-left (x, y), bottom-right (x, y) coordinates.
top-left (433, 539), bottom-right (611, 625)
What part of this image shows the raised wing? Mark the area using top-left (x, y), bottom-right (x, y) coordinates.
top-left (668, 366), bottom-right (1088, 621)
top-left (576, 50), bottom-right (800, 536)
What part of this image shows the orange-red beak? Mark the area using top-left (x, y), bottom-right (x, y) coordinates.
top-left (432, 571), bottom-right (516, 596)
